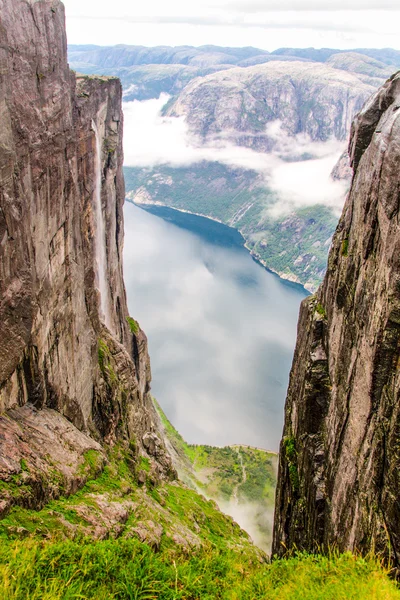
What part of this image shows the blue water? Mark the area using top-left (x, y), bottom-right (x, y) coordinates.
top-left (123, 203), bottom-right (308, 451)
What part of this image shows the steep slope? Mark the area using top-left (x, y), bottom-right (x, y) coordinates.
top-left (0, 0), bottom-right (173, 516)
top-left (164, 61), bottom-right (376, 149)
top-left (273, 72), bottom-right (400, 564)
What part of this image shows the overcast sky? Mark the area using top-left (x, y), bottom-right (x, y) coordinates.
top-left (63, 0), bottom-right (400, 50)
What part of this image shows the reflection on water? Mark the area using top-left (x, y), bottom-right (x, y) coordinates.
top-left (123, 203), bottom-right (308, 451)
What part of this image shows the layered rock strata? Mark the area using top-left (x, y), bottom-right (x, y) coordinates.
top-left (273, 72), bottom-right (400, 565)
top-left (0, 0), bottom-right (172, 516)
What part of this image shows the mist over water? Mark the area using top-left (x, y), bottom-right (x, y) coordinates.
top-left (123, 203), bottom-right (307, 451)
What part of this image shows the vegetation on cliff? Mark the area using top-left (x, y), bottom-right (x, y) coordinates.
top-left (1, 404), bottom-right (397, 598)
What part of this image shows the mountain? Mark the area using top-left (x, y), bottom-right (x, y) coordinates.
top-left (164, 61), bottom-right (375, 148)
top-left (272, 46), bottom-right (400, 68)
top-left (273, 71), bottom-right (400, 565)
top-left (70, 43), bottom-right (400, 290)
top-left (124, 61), bottom-right (377, 291)
top-left (0, 0), bottom-right (266, 559)
top-left (68, 44), bottom-right (270, 102)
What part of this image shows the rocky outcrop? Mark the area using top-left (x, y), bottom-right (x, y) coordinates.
top-left (273, 72), bottom-right (400, 564)
top-left (0, 0), bottom-right (173, 516)
top-left (164, 62), bottom-right (376, 150)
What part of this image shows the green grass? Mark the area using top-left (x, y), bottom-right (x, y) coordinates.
top-left (0, 421), bottom-right (398, 598)
top-left (0, 539), bottom-right (398, 600)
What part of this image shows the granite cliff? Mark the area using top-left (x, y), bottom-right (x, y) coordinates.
top-left (273, 71), bottom-right (400, 565)
top-left (0, 0), bottom-right (173, 518)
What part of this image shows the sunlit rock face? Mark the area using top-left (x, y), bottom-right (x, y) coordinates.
top-left (165, 61), bottom-right (376, 151)
top-left (273, 72), bottom-right (400, 565)
top-left (0, 0), bottom-right (172, 515)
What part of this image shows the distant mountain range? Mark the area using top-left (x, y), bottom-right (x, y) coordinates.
top-left (69, 45), bottom-right (400, 101)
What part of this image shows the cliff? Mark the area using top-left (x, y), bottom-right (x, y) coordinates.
top-left (0, 0), bottom-right (172, 517)
top-left (273, 72), bottom-right (400, 564)
top-left (164, 61), bottom-right (376, 150)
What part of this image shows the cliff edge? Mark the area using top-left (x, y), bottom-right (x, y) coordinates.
top-left (0, 0), bottom-right (172, 517)
top-left (273, 72), bottom-right (400, 564)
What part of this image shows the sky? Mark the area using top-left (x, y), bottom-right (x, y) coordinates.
top-left (62, 0), bottom-right (400, 50)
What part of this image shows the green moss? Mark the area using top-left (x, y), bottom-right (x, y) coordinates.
top-left (283, 437), bottom-right (300, 492)
top-left (341, 238), bottom-right (349, 256)
top-left (78, 450), bottom-right (103, 479)
top-left (19, 459), bottom-right (28, 472)
top-left (316, 303), bottom-right (327, 318)
top-left (126, 316), bottom-right (139, 335)
top-left (97, 339), bottom-right (117, 383)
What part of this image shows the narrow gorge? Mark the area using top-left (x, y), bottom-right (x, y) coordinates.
top-left (1, 0), bottom-right (400, 596)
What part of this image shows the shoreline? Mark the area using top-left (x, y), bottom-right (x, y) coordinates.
top-left (130, 198), bottom-right (310, 295)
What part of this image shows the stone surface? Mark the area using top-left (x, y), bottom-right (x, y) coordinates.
top-left (130, 520), bottom-right (163, 550)
top-left (273, 72), bottom-right (400, 565)
top-left (0, 404), bottom-right (105, 516)
top-left (165, 61), bottom-right (376, 150)
top-left (0, 0), bottom-right (172, 511)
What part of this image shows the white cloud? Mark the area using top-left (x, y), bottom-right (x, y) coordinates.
top-left (123, 95), bottom-right (281, 170)
top-left (63, 0), bottom-right (400, 50)
top-left (268, 155), bottom-right (347, 216)
top-left (123, 95), bottom-right (348, 216)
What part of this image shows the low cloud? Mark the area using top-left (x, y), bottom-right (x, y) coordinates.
top-left (123, 94), bottom-right (278, 172)
top-left (123, 95), bottom-right (348, 216)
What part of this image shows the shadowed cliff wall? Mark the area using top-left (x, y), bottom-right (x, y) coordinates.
top-left (273, 72), bottom-right (400, 565)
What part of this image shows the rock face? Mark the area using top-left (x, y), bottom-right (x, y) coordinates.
top-left (165, 62), bottom-right (376, 150)
top-left (0, 0), bottom-right (172, 515)
top-left (273, 72), bottom-right (400, 564)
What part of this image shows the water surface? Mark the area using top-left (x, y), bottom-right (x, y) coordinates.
top-left (123, 203), bottom-right (307, 451)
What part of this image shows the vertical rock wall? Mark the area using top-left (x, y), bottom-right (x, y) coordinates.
top-left (273, 72), bottom-right (400, 565)
top-left (0, 0), bottom-right (171, 513)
